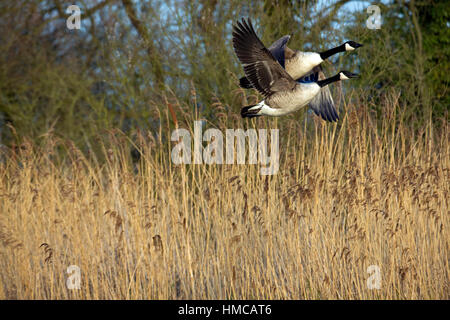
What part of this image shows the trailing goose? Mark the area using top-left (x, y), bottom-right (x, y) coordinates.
top-left (239, 34), bottom-right (362, 89)
top-left (232, 18), bottom-right (358, 119)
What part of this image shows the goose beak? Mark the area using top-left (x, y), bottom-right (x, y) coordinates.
top-left (346, 72), bottom-right (359, 78)
top-left (353, 42), bottom-right (363, 48)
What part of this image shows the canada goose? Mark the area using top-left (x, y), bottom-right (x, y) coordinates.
top-left (239, 35), bottom-right (362, 89)
top-left (232, 18), bottom-right (358, 119)
top-left (237, 21), bottom-right (362, 121)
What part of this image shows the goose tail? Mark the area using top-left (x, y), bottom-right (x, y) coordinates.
top-left (241, 104), bottom-right (262, 118)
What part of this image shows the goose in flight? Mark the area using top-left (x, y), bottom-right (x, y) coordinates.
top-left (236, 19), bottom-right (362, 121)
top-left (232, 18), bottom-right (358, 119)
top-left (239, 34), bottom-right (362, 89)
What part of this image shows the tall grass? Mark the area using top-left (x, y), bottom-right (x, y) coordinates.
top-left (0, 90), bottom-right (448, 299)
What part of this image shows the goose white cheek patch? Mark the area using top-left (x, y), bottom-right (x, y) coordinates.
top-left (340, 73), bottom-right (349, 80)
top-left (345, 43), bottom-right (355, 51)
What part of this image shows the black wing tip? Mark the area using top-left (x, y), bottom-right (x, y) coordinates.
top-left (239, 76), bottom-right (254, 89)
top-left (321, 115), bottom-right (339, 122)
top-left (233, 17), bottom-right (253, 33)
top-left (320, 106), bottom-right (339, 122)
top-left (232, 18), bottom-right (257, 53)
top-left (311, 96), bottom-right (339, 122)
top-left (322, 104), bottom-right (339, 122)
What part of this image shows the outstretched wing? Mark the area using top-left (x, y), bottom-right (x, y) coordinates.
top-left (232, 18), bottom-right (296, 98)
top-left (267, 35), bottom-right (291, 68)
top-left (239, 35), bottom-right (290, 88)
top-left (299, 66), bottom-right (339, 122)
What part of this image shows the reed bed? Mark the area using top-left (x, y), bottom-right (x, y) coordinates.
top-left (0, 91), bottom-right (448, 299)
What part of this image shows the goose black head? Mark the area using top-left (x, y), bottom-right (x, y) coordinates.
top-left (339, 71), bottom-right (359, 80)
top-left (344, 41), bottom-right (363, 51)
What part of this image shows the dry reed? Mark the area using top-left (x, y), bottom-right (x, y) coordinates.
top-left (0, 91), bottom-right (448, 299)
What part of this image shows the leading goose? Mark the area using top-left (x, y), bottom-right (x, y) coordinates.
top-left (232, 18), bottom-right (358, 119)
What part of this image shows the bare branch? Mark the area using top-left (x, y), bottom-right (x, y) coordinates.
top-left (121, 0), bottom-right (165, 92)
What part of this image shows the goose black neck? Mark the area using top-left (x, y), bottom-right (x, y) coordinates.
top-left (317, 74), bottom-right (340, 87)
top-left (319, 44), bottom-right (345, 60)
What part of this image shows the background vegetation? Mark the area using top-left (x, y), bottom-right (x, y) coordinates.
top-left (0, 0), bottom-right (448, 147)
top-left (0, 0), bottom-right (448, 299)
